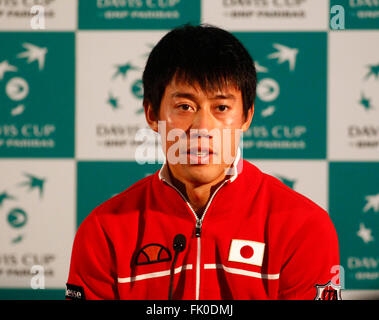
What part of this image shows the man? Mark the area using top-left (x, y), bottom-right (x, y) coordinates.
top-left (66, 24), bottom-right (340, 300)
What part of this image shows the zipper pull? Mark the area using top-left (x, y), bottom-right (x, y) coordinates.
top-left (195, 220), bottom-right (201, 237)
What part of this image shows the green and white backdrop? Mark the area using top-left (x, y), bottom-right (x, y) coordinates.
top-left (0, 0), bottom-right (378, 300)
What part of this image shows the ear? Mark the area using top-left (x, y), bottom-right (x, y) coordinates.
top-left (144, 101), bottom-right (159, 133)
top-left (241, 104), bottom-right (254, 132)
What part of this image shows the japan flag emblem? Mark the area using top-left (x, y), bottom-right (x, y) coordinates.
top-left (228, 239), bottom-right (265, 267)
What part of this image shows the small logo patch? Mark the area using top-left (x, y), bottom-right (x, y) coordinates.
top-left (135, 243), bottom-right (172, 265)
top-left (314, 281), bottom-right (342, 300)
top-left (65, 283), bottom-right (85, 300)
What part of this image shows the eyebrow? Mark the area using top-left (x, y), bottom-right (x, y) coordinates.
top-left (171, 92), bottom-right (236, 100)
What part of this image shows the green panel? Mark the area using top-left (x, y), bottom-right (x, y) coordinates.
top-left (0, 289), bottom-right (64, 300)
top-left (235, 32), bottom-right (327, 159)
top-left (330, 0), bottom-right (379, 30)
top-left (329, 162), bottom-right (379, 289)
top-left (0, 32), bottom-right (75, 158)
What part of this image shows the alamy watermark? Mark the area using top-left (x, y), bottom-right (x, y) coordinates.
top-left (30, 5), bottom-right (45, 30)
top-left (330, 264), bottom-right (345, 289)
top-left (330, 5), bottom-right (345, 30)
top-left (30, 265), bottom-right (45, 289)
top-left (135, 121), bottom-right (244, 169)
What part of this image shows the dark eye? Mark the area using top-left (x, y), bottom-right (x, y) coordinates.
top-left (178, 104), bottom-right (191, 111)
top-left (217, 105), bottom-right (229, 112)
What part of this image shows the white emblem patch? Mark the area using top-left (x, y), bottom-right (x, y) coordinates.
top-left (228, 239), bottom-right (265, 267)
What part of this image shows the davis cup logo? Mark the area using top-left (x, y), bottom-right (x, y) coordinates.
top-left (0, 33), bottom-right (74, 157)
top-left (359, 61), bottom-right (379, 112)
top-left (239, 32), bottom-right (326, 158)
top-left (106, 43), bottom-right (154, 115)
top-left (0, 172), bottom-right (46, 244)
top-left (0, 160), bottom-right (76, 288)
top-left (356, 192), bottom-right (379, 244)
top-left (345, 58), bottom-right (379, 153)
top-left (228, 239), bottom-right (265, 267)
top-left (0, 43), bottom-right (47, 118)
top-left (255, 43), bottom-right (298, 119)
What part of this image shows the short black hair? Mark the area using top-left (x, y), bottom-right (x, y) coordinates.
top-left (142, 24), bottom-right (257, 118)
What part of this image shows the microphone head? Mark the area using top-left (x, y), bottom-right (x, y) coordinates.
top-left (173, 234), bottom-right (186, 252)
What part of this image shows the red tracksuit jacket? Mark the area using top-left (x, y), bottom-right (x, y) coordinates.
top-left (66, 157), bottom-right (340, 300)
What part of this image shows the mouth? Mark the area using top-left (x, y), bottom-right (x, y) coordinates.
top-left (187, 148), bottom-right (214, 157)
top-left (185, 148), bottom-right (216, 164)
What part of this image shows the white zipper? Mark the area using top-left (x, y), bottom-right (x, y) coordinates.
top-left (161, 177), bottom-right (228, 300)
top-left (195, 236), bottom-right (201, 300)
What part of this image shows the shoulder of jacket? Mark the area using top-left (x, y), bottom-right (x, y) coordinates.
top-left (260, 173), bottom-right (337, 249)
top-left (260, 171), bottom-right (329, 224)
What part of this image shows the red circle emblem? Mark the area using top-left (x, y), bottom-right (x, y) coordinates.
top-left (240, 245), bottom-right (254, 259)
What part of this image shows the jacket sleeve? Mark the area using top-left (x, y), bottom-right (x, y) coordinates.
top-left (278, 210), bottom-right (340, 300)
top-left (66, 210), bottom-right (119, 300)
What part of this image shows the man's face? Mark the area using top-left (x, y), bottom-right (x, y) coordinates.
top-left (146, 78), bottom-right (253, 186)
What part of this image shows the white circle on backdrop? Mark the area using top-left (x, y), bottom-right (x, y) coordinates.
top-left (6, 77), bottom-right (29, 101)
top-left (257, 78), bottom-right (280, 102)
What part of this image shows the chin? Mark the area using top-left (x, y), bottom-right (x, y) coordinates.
top-left (184, 164), bottom-right (226, 185)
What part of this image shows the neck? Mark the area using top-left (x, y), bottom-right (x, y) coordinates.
top-left (168, 168), bottom-right (228, 218)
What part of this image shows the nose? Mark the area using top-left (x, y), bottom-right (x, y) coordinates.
top-left (190, 107), bottom-right (216, 137)
top-left (188, 108), bottom-right (216, 154)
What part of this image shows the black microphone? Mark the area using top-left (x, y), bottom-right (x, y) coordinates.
top-left (168, 234), bottom-right (186, 300)
top-left (173, 234), bottom-right (186, 253)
